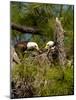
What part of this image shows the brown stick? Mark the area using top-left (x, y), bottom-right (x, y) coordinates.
top-left (11, 23), bottom-right (42, 35)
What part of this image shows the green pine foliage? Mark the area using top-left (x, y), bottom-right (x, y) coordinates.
top-left (12, 54), bottom-right (74, 97)
top-left (11, 2), bottom-right (74, 98)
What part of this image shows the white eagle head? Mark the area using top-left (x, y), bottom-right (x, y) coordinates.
top-left (45, 41), bottom-right (54, 49)
top-left (27, 42), bottom-right (39, 51)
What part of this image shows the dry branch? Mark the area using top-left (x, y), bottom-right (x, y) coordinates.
top-left (54, 17), bottom-right (66, 66)
top-left (11, 23), bottom-right (42, 35)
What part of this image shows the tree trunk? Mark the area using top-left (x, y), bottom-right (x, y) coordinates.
top-left (54, 17), bottom-right (66, 66)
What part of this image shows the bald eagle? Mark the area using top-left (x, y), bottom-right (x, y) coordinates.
top-left (14, 41), bottom-right (40, 57)
top-left (45, 41), bottom-right (59, 62)
top-left (45, 41), bottom-right (54, 50)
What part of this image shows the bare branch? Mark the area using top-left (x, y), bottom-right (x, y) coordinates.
top-left (11, 23), bottom-right (42, 35)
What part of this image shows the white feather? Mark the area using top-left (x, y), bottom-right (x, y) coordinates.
top-left (47, 41), bottom-right (54, 47)
top-left (45, 41), bottom-right (54, 49)
top-left (27, 42), bottom-right (39, 50)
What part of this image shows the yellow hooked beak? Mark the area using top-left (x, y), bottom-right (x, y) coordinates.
top-left (45, 45), bottom-right (48, 49)
top-left (35, 46), bottom-right (40, 51)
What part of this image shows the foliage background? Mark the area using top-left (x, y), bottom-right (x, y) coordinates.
top-left (11, 2), bottom-right (74, 59)
top-left (11, 2), bottom-right (74, 98)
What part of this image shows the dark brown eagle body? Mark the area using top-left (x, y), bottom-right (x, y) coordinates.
top-left (15, 41), bottom-right (28, 52)
top-left (14, 41), bottom-right (28, 58)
